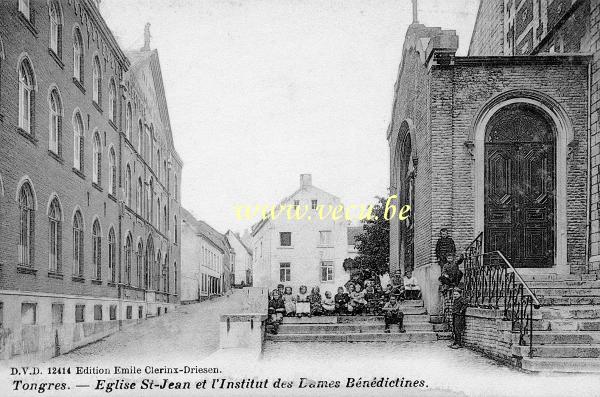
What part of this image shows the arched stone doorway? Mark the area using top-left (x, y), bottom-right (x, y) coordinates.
top-left (484, 103), bottom-right (556, 268)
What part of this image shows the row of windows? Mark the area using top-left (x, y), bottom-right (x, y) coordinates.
top-left (279, 261), bottom-right (334, 283)
top-left (292, 199), bottom-right (319, 209)
top-left (278, 230), bottom-right (332, 247)
top-left (201, 274), bottom-right (222, 295)
top-left (16, 179), bottom-right (178, 293)
top-left (11, 302), bottom-right (167, 327)
top-left (13, 1), bottom-right (179, 201)
top-left (201, 246), bottom-right (222, 272)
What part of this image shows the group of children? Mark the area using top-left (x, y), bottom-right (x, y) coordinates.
top-left (267, 271), bottom-right (424, 334)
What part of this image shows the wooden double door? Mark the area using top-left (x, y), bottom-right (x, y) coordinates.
top-left (484, 104), bottom-right (555, 268)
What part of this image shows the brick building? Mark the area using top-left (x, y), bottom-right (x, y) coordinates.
top-left (388, 0), bottom-right (600, 370)
top-left (0, 0), bottom-right (182, 361)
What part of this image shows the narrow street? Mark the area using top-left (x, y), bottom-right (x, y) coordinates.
top-left (50, 292), bottom-right (245, 366)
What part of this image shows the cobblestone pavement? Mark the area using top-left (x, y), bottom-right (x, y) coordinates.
top-left (51, 291), bottom-right (245, 366)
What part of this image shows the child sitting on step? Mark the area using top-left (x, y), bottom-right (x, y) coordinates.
top-left (403, 270), bottom-right (422, 300)
top-left (334, 286), bottom-right (350, 315)
top-left (382, 295), bottom-right (406, 333)
top-left (268, 289), bottom-right (286, 334)
top-left (322, 291), bottom-right (336, 315)
top-left (349, 284), bottom-right (367, 315)
top-left (296, 285), bottom-right (311, 318)
top-left (309, 286), bottom-right (324, 316)
top-left (283, 286), bottom-right (296, 316)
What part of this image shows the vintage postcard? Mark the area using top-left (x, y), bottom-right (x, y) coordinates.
top-left (1, 0), bottom-right (600, 396)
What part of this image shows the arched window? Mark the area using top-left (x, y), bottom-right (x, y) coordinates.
top-left (93, 132), bottom-right (101, 185)
top-left (136, 177), bottom-right (143, 214)
top-left (136, 240), bottom-right (143, 287)
top-left (125, 234), bottom-right (132, 285)
top-left (156, 198), bottom-right (161, 230)
top-left (174, 262), bottom-right (178, 294)
top-left (92, 56), bottom-right (101, 105)
top-left (92, 220), bottom-right (101, 280)
top-left (108, 79), bottom-right (116, 122)
top-left (108, 147), bottom-right (116, 195)
top-left (73, 210), bottom-right (83, 276)
top-left (73, 112), bottom-right (84, 171)
top-left (147, 178), bottom-right (153, 221)
top-left (19, 0), bottom-right (30, 20)
top-left (164, 254), bottom-right (169, 293)
top-left (73, 28), bottom-right (84, 82)
top-left (145, 237), bottom-right (154, 289)
top-left (108, 227), bottom-right (115, 282)
top-left (49, 1), bottom-right (62, 57)
top-left (163, 206), bottom-right (168, 233)
top-left (174, 215), bottom-right (178, 244)
top-left (156, 149), bottom-right (161, 179)
top-left (125, 164), bottom-right (132, 207)
top-left (18, 182), bottom-right (35, 267)
top-left (49, 88), bottom-right (62, 155)
top-left (156, 251), bottom-right (162, 291)
top-left (48, 197), bottom-right (62, 273)
top-left (19, 58), bottom-right (35, 134)
top-left (174, 174), bottom-right (178, 201)
top-left (126, 103), bottom-right (132, 141)
top-left (163, 160), bottom-right (167, 185)
top-left (137, 120), bottom-right (143, 154)
top-left (145, 125), bottom-right (152, 162)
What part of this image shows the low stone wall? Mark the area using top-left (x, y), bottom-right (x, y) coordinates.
top-left (462, 307), bottom-right (517, 365)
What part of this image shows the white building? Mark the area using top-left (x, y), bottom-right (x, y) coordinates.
top-left (251, 174), bottom-right (351, 295)
top-left (226, 231), bottom-right (253, 286)
top-left (180, 209), bottom-right (232, 302)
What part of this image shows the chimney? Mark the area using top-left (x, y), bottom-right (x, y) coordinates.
top-left (300, 174), bottom-right (312, 189)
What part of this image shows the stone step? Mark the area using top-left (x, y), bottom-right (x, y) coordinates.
top-left (531, 288), bottom-right (600, 297)
top-left (539, 319), bottom-right (600, 331)
top-left (277, 322), bottom-right (435, 334)
top-left (520, 274), bottom-right (598, 282)
top-left (521, 357), bottom-right (600, 373)
top-left (268, 331), bottom-right (440, 343)
top-left (537, 296), bottom-right (600, 306)
top-left (526, 280), bottom-right (600, 289)
top-left (513, 344), bottom-right (600, 358)
top-left (540, 306), bottom-right (600, 320)
top-left (282, 313), bottom-right (431, 325)
top-left (523, 331), bottom-right (600, 345)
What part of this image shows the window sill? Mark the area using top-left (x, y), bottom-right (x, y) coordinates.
top-left (108, 193), bottom-right (117, 203)
top-left (108, 119), bottom-right (118, 132)
top-left (73, 78), bottom-right (85, 94)
top-left (48, 150), bottom-right (64, 164)
top-left (71, 276), bottom-right (85, 283)
top-left (17, 266), bottom-right (37, 275)
top-left (48, 271), bottom-right (63, 280)
top-left (107, 281), bottom-right (117, 287)
top-left (18, 12), bottom-right (38, 37)
top-left (72, 167), bottom-right (86, 180)
top-left (278, 246), bottom-right (294, 249)
top-left (317, 245), bottom-right (334, 249)
top-left (48, 49), bottom-right (64, 69)
top-left (93, 101), bottom-right (103, 114)
top-left (17, 128), bottom-right (38, 145)
top-left (91, 279), bottom-right (103, 285)
top-left (92, 182), bottom-right (103, 192)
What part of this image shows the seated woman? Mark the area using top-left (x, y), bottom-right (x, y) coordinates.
top-left (334, 286), bottom-right (350, 315)
top-left (403, 270), bottom-right (422, 300)
top-left (309, 286), bottom-right (323, 316)
top-left (322, 291), bottom-right (336, 315)
top-left (349, 284), bottom-right (367, 315)
top-left (296, 285), bottom-right (311, 318)
top-left (283, 286), bottom-right (296, 316)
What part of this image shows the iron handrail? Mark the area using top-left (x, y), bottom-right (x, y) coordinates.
top-left (492, 251), bottom-right (541, 309)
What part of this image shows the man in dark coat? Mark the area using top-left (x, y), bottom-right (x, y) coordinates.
top-left (450, 288), bottom-right (468, 348)
top-left (382, 296), bottom-right (406, 333)
top-left (435, 228), bottom-right (456, 267)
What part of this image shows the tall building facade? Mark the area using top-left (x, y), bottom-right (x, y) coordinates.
top-left (180, 208), bottom-right (232, 303)
top-left (251, 174), bottom-right (351, 295)
top-left (0, 0), bottom-right (182, 361)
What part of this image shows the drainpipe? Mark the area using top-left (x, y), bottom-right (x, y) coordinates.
top-left (586, 61), bottom-right (592, 271)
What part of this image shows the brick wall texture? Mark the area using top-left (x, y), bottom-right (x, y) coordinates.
top-left (468, 0), bottom-right (505, 56)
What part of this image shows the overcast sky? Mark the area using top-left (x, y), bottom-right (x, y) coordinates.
top-left (101, 0), bottom-right (480, 234)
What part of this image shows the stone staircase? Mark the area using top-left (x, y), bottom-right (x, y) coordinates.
top-left (267, 299), bottom-right (451, 343)
top-left (516, 274), bottom-right (600, 373)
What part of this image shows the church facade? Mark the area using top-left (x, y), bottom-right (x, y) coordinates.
top-left (388, 0), bottom-right (598, 315)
